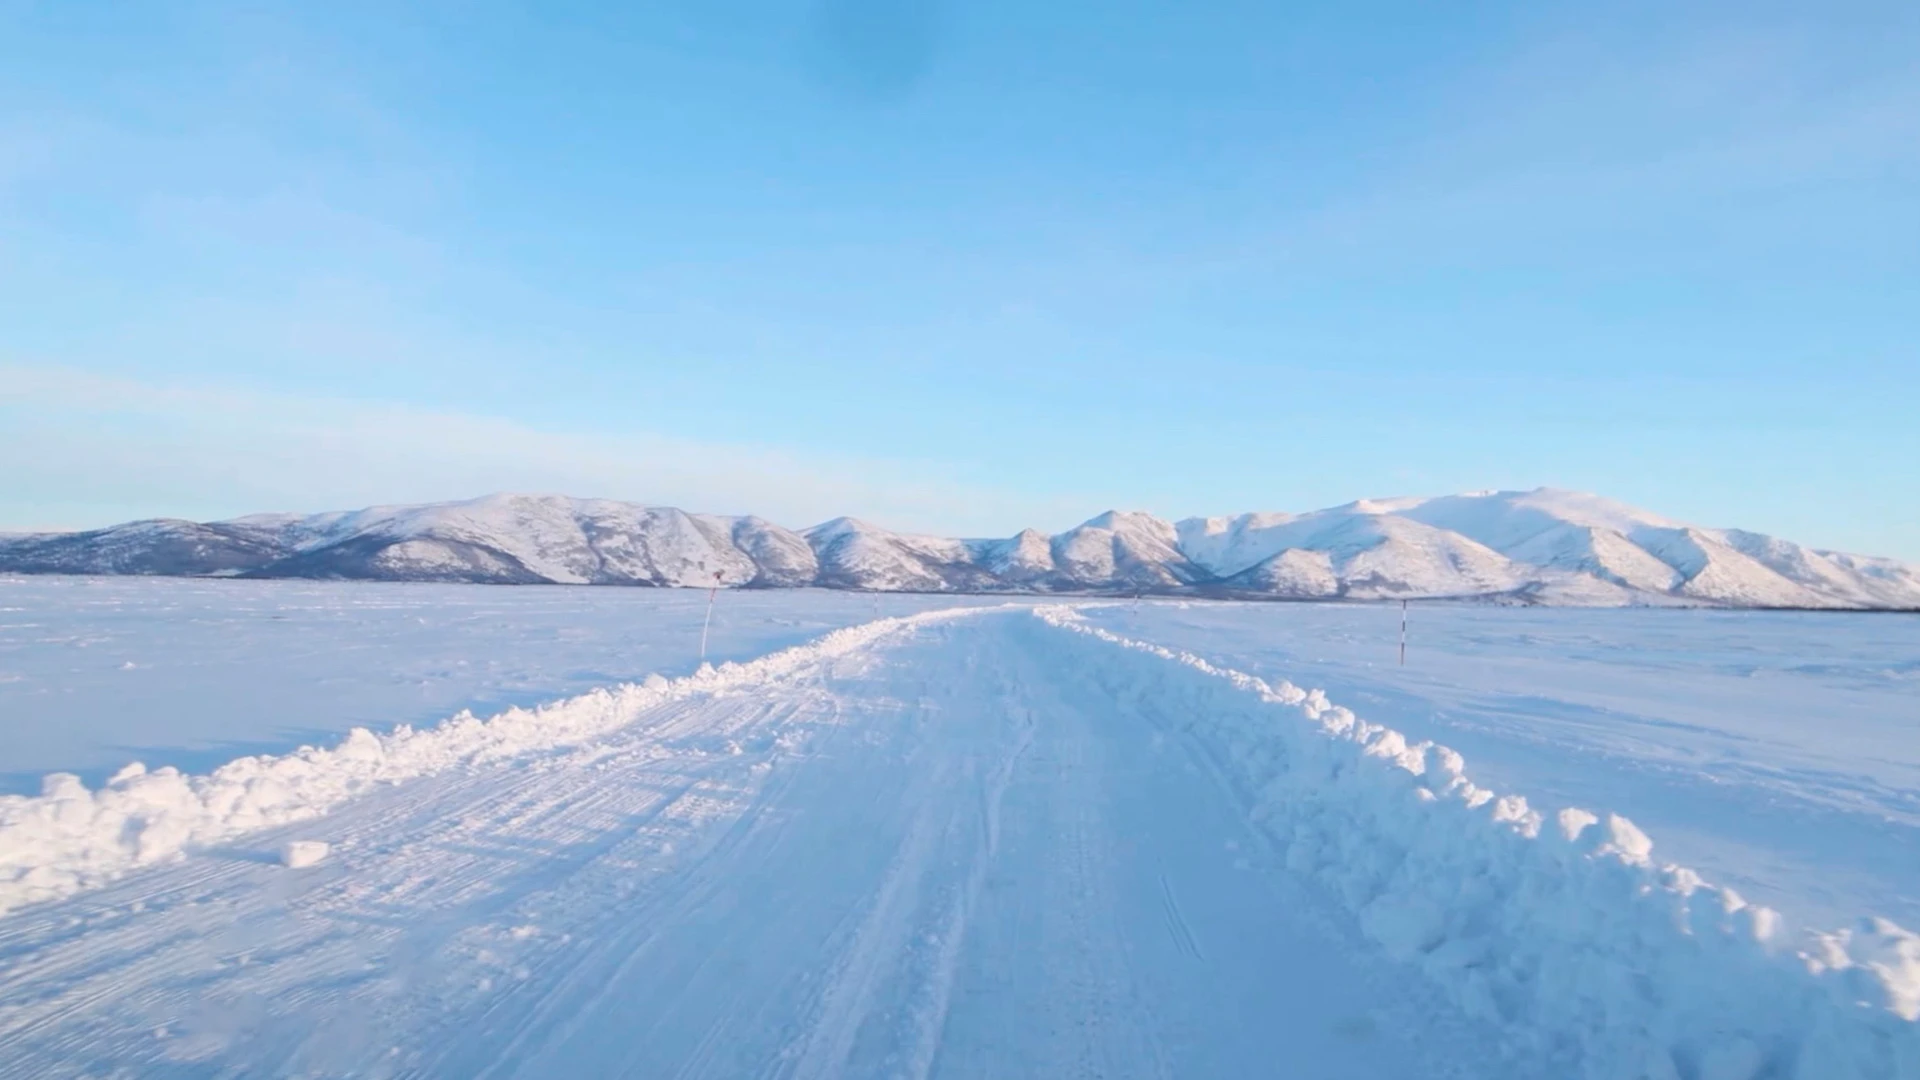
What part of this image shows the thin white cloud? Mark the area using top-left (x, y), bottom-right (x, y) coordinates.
top-left (0, 364), bottom-right (1090, 536)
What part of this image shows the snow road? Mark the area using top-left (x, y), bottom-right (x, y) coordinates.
top-left (1, 609), bottom-right (1482, 1078)
top-left (2, 607), bottom-right (1916, 1078)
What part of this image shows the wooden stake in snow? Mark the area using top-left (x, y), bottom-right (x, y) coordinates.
top-left (1399, 599), bottom-right (1408, 667)
top-left (699, 571), bottom-right (722, 662)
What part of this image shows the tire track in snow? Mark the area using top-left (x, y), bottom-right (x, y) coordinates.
top-left (781, 635), bottom-right (1037, 1080)
top-left (896, 700), bottom-right (1035, 1080)
top-left (0, 669), bottom-right (850, 1078)
top-left (1157, 874), bottom-right (1203, 961)
top-left (781, 781), bottom-right (949, 1080)
top-left (456, 695), bottom-right (840, 1079)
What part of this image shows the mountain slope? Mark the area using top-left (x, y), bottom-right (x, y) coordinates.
top-left (1050, 510), bottom-right (1205, 590)
top-left (805, 517), bottom-right (996, 592)
top-left (1392, 489), bottom-right (1904, 608)
top-left (0, 520), bottom-right (291, 577)
top-left (250, 496), bottom-right (805, 587)
top-left (1183, 505), bottom-right (1534, 599)
top-left (3, 490), bottom-right (1914, 609)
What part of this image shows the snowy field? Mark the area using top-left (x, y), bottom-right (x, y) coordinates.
top-left (0, 576), bottom-right (984, 793)
top-left (1, 579), bottom-right (1917, 1078)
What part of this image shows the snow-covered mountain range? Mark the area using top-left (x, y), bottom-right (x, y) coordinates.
top-left (3, 490), bottom-right (1916, 608)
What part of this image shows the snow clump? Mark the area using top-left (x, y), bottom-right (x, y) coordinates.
top-left (280, 840), bottom-right (330, 869)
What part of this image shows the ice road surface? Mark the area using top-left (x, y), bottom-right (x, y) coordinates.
top-left (0, 575), bottom-right (984, 793)
top-left (0, 583), bottom-right (1916, 1077)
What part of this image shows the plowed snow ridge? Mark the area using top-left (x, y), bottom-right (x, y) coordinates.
top-left (0, 605), bottom-right (1915, 1079)
top-left (0, 607), bottom-right (982, 914)
top-left (1030, 606), bottom-right (1920, 1079)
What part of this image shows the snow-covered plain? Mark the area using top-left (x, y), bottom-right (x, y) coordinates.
top-left (1, 580), bottom-right (1916, 1078)
top-left (0, 576), bottom-right (983, 793)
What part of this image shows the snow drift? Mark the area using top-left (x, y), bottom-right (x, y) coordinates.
top-left (3, 489), bottom-right (1915, 608)
top-left (1029, 606), bottom-right (1919, 1080)
top-left (0, 608), bottom-right (978, 915)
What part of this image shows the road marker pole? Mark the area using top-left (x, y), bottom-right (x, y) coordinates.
top-left (1399, 599), bottom-right (1408, 667)
top-left (700, 571), bottom-right (722, 662)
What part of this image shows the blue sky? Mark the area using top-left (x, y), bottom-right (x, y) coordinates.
top-left (2, 1), bottom-right (1916, 556)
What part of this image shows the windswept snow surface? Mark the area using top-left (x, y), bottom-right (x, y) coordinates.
top-left (1, 587), bottom-right (1917, 1077)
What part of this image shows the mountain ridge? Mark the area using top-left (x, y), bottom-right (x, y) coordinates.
top-left (2, 489), bottom-right (1915, 609)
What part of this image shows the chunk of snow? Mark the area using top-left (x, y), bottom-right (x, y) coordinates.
top-left (280, 840), bottom-right (330, 869)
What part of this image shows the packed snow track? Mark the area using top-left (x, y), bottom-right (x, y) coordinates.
top-left (1, 608), bottom-right (1915, 1079)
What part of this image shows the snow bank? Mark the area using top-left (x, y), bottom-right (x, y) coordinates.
top-left (0, 608), bottom-right (983, 916)
top-left (1030, 606), bottom-right (1920, 1080)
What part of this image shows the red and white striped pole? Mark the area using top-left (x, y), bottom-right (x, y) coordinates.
top-left (700, 570), bottom-right (722, 662)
